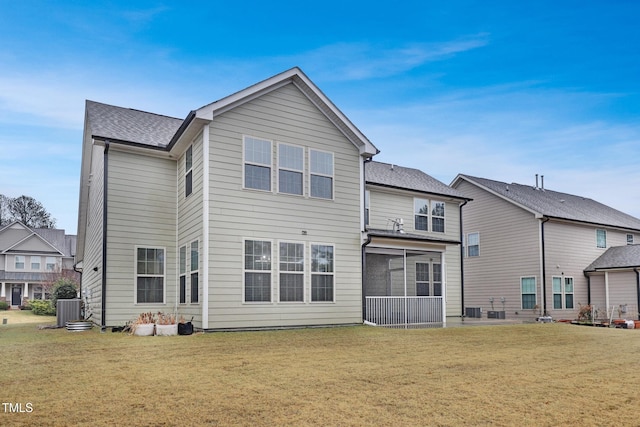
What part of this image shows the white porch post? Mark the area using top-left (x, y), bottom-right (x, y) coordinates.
top-left (442, 251), bottom-right (447, 325)
top-left (0, 282), bottom-right (5, 299)
top-left (605, 271), bottom-right (610, 318)
top-left (24, 282), bottom-right (29, 302)
top-left (403, 249), bottom-right (407, 326)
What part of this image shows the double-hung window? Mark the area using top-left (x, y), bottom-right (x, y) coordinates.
top-left (311, 244), bottom-right (334, 302)
top-left (15, 256), bottom-right (25, 270)
top-left (185, 145), bottom-right (193, 197)
top-left (190, 241), bottom-right (199, 303)
top-left (244, 240), bottom-right (272, 302)
top-left (627, 234), bottom-right (634, 245)
top-left (310, 150), bottom-right (333, 199)
top-left (552, 276), bottom-right (574, 309)
top-left (431, 202), bottom-right (445, 232)
top-left (521, 277), bottom-right (537, 310)
top-left (46, 257), bottom-right (57, 271)
top-left (365, 190), bottom-right (371, 226)
top-left (278, 144), bottom-right (304, 195)
top-left (433, 263), bottom-right (442, 296)
top-left (136, 247), bottom-right (165, 304)
top-left (31, 256), bottom-right (41, 270)
top-left (244, 136), bottom-right (272, 191)
top-left (279, 242), bottom-right (304, 302)
top-left (414, 199), bottom-right (429, 231)
top-left (179, 246), bottom-right (187, 304)
top-left (467, 233), bottom-right (480, 257)
top-left (596, 229), bottom-right (607, 248)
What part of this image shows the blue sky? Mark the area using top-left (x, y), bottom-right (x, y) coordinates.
top-left (1, 1), bottom-right (639, 234)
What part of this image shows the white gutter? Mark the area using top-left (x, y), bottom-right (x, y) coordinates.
top-left (201, 125), bottom-right (210, 330)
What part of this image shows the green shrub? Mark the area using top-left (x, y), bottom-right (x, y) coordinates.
top-left (0, 301), bottom-right (8, 310)
top-left (30, 300), bottom-right (56, 316)
top-left (52, 278), bottom-right (78, 307)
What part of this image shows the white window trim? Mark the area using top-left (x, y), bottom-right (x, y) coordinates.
top-left (310, 242), bottom-right (336, 303)
top-left (190, 240), bottom-right (199, 305)
top-left (243, 135), bottom-right (273, 192)
top-left (467, 232), bottom-right (480, 257)
top-left (242, 238), bottom-right (274, 304)
top-left (596, 228), bottom-right (607, 249)
top-left (520, 276), bottom-right (537, 310)
top-left (185, 145), bottom-right (193, 198)
top-left (309, 149), bottom-right (335, 201)
top-left (15, 255), bottom-right (25, 270)
top-left (552, 276), bottom-right (574, 310)
top-left (30, 256), bottom-right (41, 271)
top-left (277, 142), bottom-right (305, 197)
top-left (134, 245), bottom-right (167, 305)
top-left (278, 240), bottom-right (306, 303)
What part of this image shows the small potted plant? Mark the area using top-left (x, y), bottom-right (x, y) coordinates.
top-left (131, 312), bottom-right (155, 336)
top-left (155, 312), bottom-right (177, 336)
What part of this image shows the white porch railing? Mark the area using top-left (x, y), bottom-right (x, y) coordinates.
top-left (365, 296), bottom-right (444, 326)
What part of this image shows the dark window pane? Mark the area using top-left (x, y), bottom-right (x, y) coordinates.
top-left (185, 170), bottom-right (193, 197)
top-left (416, 283), bottom-right (430, 296)
top-left (522, 294), bottom-right (536, 310)
top-left (279, 170), bottom-right (303, 195)
top-left (311, 175), bottom-right (332, 199)
top-left (245, 164), bottom-right (271, 191)
top-left (191, 273), bottom-right (199, 303)
top-left (245, 272), bottom-right (271, 302)
top-left (279, 273), bottom-right (303, 302)
top-left (432, 217), bottom-right (444, 232)
top-left (179, 276), bottom-right (186, 304)
top-left (312, 275), bottom-right (333, 302)
top-left (137, 277), bottom-right (163, 303)
top-left (415, 215), bottom-right (428, 231)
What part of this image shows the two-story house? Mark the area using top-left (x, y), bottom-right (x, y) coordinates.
top-left (0, 221), bottom-right (77, 307)
top-left (76, 68), bottom-right (468, 330)
top-left (451, 174), bottom-right (640, 321)
top-left (363, 162), bottom-right (470, 325)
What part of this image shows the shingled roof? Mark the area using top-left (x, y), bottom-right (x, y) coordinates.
top-left (366, 161), bottom-right (468, 200)
top-left (85, 100), bottom-right (184, 148)
top-left (585, 245), bottom-right (640, 272)
top-left (457, 175), bottom-right (640, 231)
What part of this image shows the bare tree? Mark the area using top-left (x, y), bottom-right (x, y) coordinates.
top-left (0, 194), bottom-right (10, 226)
top-left (6, 195), bottom-right (56, 228)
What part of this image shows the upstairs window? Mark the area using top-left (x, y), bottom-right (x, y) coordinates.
top-left (179, 246), bottom-right (187, 304)
top-left (185, 145), bottom-right (193, 197)
top-left (365, 190), bottom-right (370, 226)
top-left (15, 256), bottom-right (25, 270)
top-left (627, 234), bottom-right (634, 245)
top-left (414, 199), bottom-right (429, 231)
top-left (596, 229), bottom-right (607, 249)
top-left (432, 202), bottom-right (445, 232)
top-left (31, 256), bottom-right (41, 270)
top-left (46, 257), bottom-right (57, 271)
top-left (244, 136), bottom-right (272, 191)
top-left (310, 150), bottom-right (333, 199)
top-left (278, 144), bottom-right (304, 195)
top-left (467, 233), bottom-right (480, 257)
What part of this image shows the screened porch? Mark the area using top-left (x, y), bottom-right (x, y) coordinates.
top-left (364, 247), bottom-right (446, 326)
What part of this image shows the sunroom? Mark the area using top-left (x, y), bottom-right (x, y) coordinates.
top-left (363, 232), bottom-right (456, 327)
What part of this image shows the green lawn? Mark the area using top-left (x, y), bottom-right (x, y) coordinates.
top-left (1, 316), bottom-right (638, 426)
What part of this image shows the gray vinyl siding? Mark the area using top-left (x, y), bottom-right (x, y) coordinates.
top-left (177, 133), bottom-right (203, 324)
top-left (544, 221), bottom-right (637, 318)
top-left (367, 187), bottom-right (463, 317)
top-left (206, 82), bottom-right (363, 329)
top-left (368, 187), bottom-right (461, 241)
top-left (81, 144), bottom-right (105, 325)
top-left (456, 180), bottom-right (541, 319)
top-left (104, 149), bottom-right (177, 326)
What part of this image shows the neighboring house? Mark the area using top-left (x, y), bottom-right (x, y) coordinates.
top-left (363, 161), bottom-right (470, 325)
top-left (451, 174), bottom-right (640, 321)
top-left (0, 221), bottom-right (78, 307)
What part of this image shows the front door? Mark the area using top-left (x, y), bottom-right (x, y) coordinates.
top-left (11, 285), bottom-right (22, 306)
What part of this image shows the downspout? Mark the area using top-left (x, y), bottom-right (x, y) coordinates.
top-left (540, 217), bottom-right (550, 316)
top-left (635, 268), bottom-right (640, 321)
top-left (101, 141), bottom-right (110, 331)
top-left (583, 271), bottom-right (591, 305)
top-left (459, 200), bottom-right (468, 316)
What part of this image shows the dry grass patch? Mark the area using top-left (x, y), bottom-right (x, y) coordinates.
top-left (1, 323), bottom-right (639, 426)
top-left (0, 309), bottom-right (55, 325)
